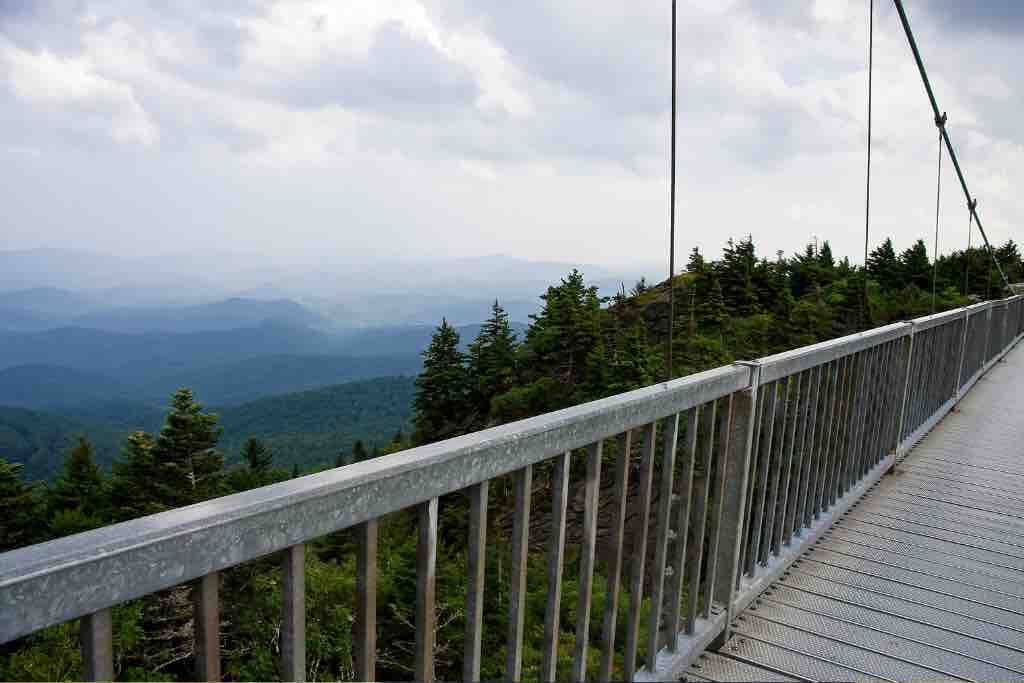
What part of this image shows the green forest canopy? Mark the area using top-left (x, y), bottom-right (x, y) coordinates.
top-left (2, 234), bottom-right (1021, 681)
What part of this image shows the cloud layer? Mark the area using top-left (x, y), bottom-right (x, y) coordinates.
top-left (1, 0), bottom-right (1021, 269)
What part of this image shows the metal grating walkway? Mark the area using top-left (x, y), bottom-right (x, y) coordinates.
top-left (689, 341), bottom-right (1024, 682)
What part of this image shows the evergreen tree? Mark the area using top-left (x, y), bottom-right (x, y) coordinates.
top-left (109, 431), bottom-right (161, 521)
top-left (352, 440), bottom-right (369, 462)
top-left (241, 438), bottom-right (273, 475)
top-left (47, 436), bottom-right (107, 536)
top-left (151, 389), bottom-right (224, 507)
top-left (867, 238), bottom-right (901, 291)
top-left (413, 318), bottom-right (470, 444)
top-left (466, 300), bottom-right (518, 425)
top-left (0, 457), bottom-right (40, 552)
top-left (686, 247), bottom-right (705, 273)
top-left (900, 239), bottom-right (931, 290)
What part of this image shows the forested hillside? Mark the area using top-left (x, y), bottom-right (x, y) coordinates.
top-left (1, 376), bottom-right (415, 480)
top-left (1, 235), bottom-right (1021, 682)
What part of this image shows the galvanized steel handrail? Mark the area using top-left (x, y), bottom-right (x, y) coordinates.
top-left (1, 296), bottom-right (1023, 682)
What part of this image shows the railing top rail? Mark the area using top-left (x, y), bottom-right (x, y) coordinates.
top-left (0, 363), bottom-right (750, 643)
top-left (756, 321), bottom-right (909, 383)
top-left (910, 306), bottom-right (966, 332)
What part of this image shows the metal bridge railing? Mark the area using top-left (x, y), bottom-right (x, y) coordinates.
top-left (2, 296), bottom-right (1023, 682)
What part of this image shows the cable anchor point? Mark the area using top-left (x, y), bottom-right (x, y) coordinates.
top-left (935, 111), bottom-right (948, 128)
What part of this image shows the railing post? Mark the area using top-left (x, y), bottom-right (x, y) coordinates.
top-left (954, 309), bottom-right (970, 399)
top-left (80, 609), bottom-right (114, 682)
top-left (193, 572), bottom-right (220, 682)
top-left (895, 326), bottom-right (916, 457)
top-left (355, 520), bottom-right (378, 682)
top-left (710, 363), bottom-right (759, 648)
top-left (281, 544), bottom-right (306, 683)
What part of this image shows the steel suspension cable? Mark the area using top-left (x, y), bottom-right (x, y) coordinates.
top-left (863, 0), bottom-right (874, 324)
top-left (964, 199), bottom-right (975, 296)
top-left (667, 0), bottom-right (677, 380)
top-left (891, 0), bottom-right (1010, 291)
top-left (931, 118), bottom-right (944, 312)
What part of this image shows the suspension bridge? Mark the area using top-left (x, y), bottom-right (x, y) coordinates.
top-left (2, 1), bottom-right (1022, 682)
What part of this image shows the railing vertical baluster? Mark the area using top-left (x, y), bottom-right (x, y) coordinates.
top-left (623, 424), bottom-right (657, 681)
top-left (815, 359), bottom-right (840, 516)
top-left (646, 414), bottom-right (680, 669)
top-left (710, 371), bottom-right (759, 648)
top-left (572, 441), bottom-right (603, 683)
top-left (749, 382), bottom-right (778, 568)
top-left (833, 353), bottom-right (855, 499)
top-left (866, 342), bottom-right (891, 470)
top-left (824, 355), bottom-right (849, 506)
top-left (415, 499), bottom-right (438, 683)
top-left (666, 407), bottom-right (699, 643)
top-left (761, 378), bottom-right (789, 563)
top-left (839, 352), bottom-right (862, 498)
top-left (542, 453), bottom-right (571, 683)
top-left (739, 383), bottom-right (768, 578)
top-left (194, 572), bottom-right (220, 682)
top-left (281, 544), bottom-right (306, 683)
top-left (896, 329), bottom-right (915, 453)
top-left (507, 466), bottom-right (532, 682)
top-left (356, 520), bottom-right (378, 682)
top-left (599, 432), bottom-right (633, 683)
top-left (851, 348), bottom-right (872, 486)
top-left (778, 370), bottom-right (802, 548)
top-left (80, 609), bottom-right (113, 682)
top-left (703, 395), bottom-right (733, 618)
top-left (464, 485), bottom-right (487, 683)
top-left (797, 364), bottom-right (823, 530)
top-left (686, 400), bottom-right (716, 631)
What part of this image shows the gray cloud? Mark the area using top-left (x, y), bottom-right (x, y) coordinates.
top-left (0, 0), bottom-right (1021, 270)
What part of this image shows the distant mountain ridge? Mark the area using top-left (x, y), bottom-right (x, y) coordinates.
top-left (0, 376), bottom-right (416, 480)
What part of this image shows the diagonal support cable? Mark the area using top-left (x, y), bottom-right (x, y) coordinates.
top-left (891, 0), bottom-right (1010, 291)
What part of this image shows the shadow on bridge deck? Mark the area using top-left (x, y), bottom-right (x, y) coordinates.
top-left (689, 340), bottom-right (1024, 682)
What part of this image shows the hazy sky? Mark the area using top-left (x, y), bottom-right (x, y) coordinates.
top-left (1, 1), bottom-right (1021, 270)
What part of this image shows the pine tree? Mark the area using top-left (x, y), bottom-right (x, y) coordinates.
top-left (900, 239), bottom-right (931, 290)
top-left (413, 318), bottom-right (470, 444)
top-left (151, 389), bottom-right (224, 508)
top-left (109, 431), bottom-right (161, 521)
top-left (867, 238), bottom-right (901, 291)
top-left (352, 440), bottom-right (369, 462)
top-left (109, 390), bottom-right (224, 521)
top-left (47, 436), bottom-right (107, 536)
top-left (0, 457), bottom-right (40, 551)
top-left (466, 300), bottom-right (518, 425)
top-left (521, 269), bottom-right (603, 397)
top-left (686, 246), bottom-right (705, 273)
top-left (241, 438), bottom-right (273, 475)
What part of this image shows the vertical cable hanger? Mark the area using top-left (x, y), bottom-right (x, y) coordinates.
top-left (862, 0), bottom-right (874, 325)
top-left (932, 112), bottom-right (946, 313)
top-left (964, 198), bottom-right (976, 297)
top-left (666, 0), bottom-right (677, 380)
top-left (891, 0), bottom-right (1010, 291)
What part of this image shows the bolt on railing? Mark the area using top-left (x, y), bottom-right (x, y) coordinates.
top-left (1, 296), bottom-right (1022, 682)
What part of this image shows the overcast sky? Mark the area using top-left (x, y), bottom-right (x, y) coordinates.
top-left (1, 1), bottom-right (1021, 270)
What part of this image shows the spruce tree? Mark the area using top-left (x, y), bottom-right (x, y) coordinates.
top-left (900, 239), bottom-right (931, 290)
top-left (413, 318), bottom-right (469, 444)
top-left (241, 438), bottom-right (273, 475)
top-left (867, 238), bottom-right (901, 291)
top-left (151, 389), bottom-right (224, 507)
top-left (109, 431), bottom-right (161, 521)
top-left (352, 440), bottom-right (369, 462)
top-left (467, 300), bottom-right (518, 425)
top-left (47, 436), bottom-right (107, 536)
top-left (0, 457), bottom-right (40, 551)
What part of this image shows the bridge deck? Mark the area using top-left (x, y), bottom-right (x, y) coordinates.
top-left (688, 341), bottom-right (1024, 682)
